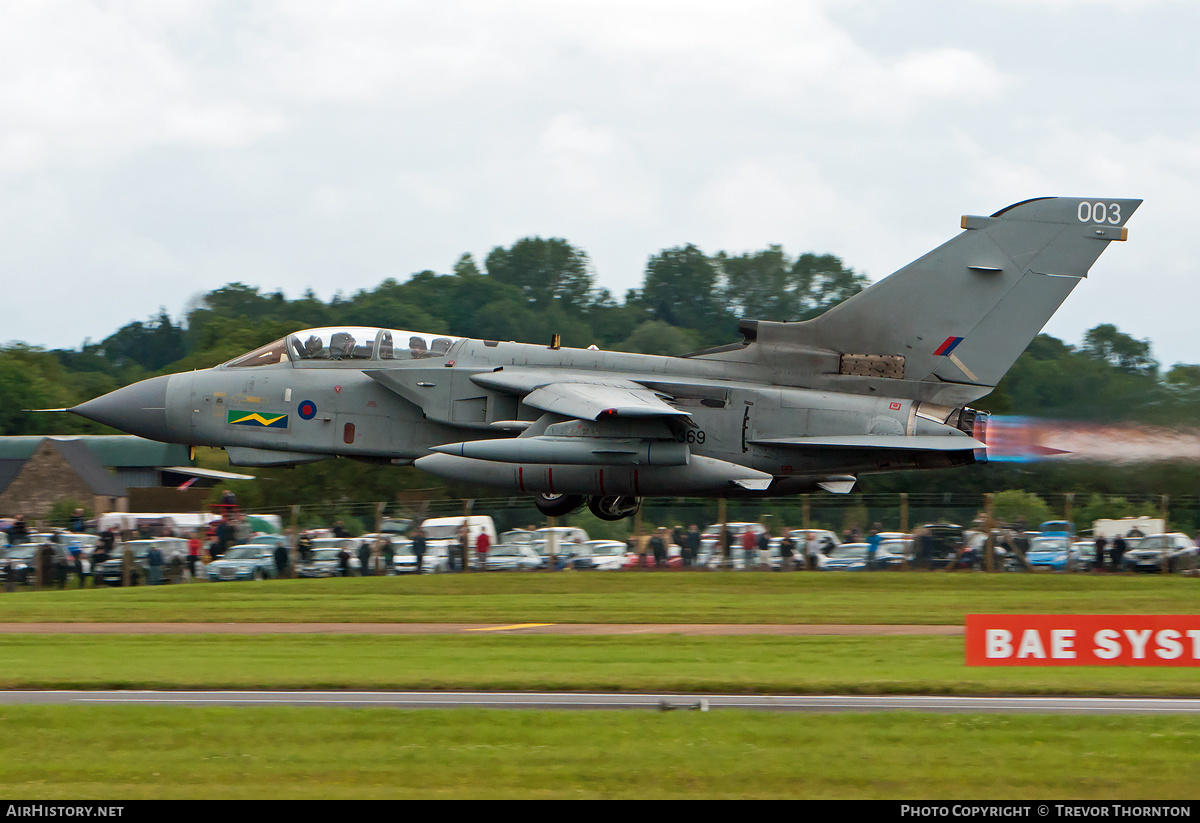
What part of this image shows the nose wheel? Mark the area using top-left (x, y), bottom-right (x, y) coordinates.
top-left (587, 496), bottom-right (641, 521)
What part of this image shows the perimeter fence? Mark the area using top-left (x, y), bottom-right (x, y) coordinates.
top-left (81, 491), bottom-right (1197, 539)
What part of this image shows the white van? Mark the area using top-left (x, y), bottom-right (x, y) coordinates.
top-left (417, 515), bottom-right (498, 572)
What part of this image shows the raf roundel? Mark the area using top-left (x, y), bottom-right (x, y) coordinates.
top-left (298, 400), bottom-right (317, 420)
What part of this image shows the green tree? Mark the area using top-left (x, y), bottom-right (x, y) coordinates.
top-left (1081, 324), bottom-right (1158, 375)
top-left (991, 490), bottom-right (1051, 528)
top-left (790, 253), bottom-right (870, 320)
top-left (641, 245), bottom-right (730, 335)
top-left (98, 310), bottom-right (185, 372)
top-left (615, 321), bottom-right (701, 356)
top-left (484, 238), bottom-right (595, 311)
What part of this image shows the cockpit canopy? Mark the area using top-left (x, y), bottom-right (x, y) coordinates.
top-left (223, 327), bottom-right (459, 368)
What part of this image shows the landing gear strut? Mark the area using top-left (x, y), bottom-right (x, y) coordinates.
top-left (588, 495), bottom-right (641, 521)
top-left (534, 493), bottom-right (585, 517)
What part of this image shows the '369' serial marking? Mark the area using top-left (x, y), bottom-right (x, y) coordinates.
top-left (674, 429), bottom-right (706, 444)
top-left (1077, 201), bottom-right (1121, 225)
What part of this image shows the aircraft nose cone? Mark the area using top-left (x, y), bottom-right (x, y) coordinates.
top-left (71, 374), bottom-right (173, 441)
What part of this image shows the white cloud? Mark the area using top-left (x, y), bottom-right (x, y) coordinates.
top-left (0, 0), bottom-right (1195, 370)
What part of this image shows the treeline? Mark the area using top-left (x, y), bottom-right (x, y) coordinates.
top-left (1, 237), bottom-right (868, 435)
top-left (8, 234), bottom-right (1200, 510)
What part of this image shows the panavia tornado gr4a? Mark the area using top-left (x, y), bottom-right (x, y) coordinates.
top-left (70, 197), bottom-right (1140, 520)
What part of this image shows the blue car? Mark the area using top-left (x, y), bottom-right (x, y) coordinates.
top-left (1019, 536), bottom-right (1084, 572)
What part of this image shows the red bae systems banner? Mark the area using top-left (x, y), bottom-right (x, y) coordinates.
top-left (965, 615), bottom-right (1200, 666)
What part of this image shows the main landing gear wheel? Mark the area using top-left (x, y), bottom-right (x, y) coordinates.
top-left (588, 495), bottom-right (642, 521)
top-left (534, 493), bottom-right (585, 517)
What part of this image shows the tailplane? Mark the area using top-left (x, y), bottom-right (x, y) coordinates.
top-left (733, 197), bottom-right (1141, 400)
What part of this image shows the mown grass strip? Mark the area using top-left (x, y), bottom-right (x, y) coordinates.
top-left (4, 634), bottom-right (1200, 695)
top-left (1, 706), bottom-right (1197, 799)
top-left (1, 572), bottom-right (1196, 624)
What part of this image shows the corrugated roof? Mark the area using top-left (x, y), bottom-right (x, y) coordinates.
top-left (0, 436), bottom-right (188, 467)
top-left (0, 460), bottom-right (23, 493)
top-left (44, 440), bottom-right (127, 496)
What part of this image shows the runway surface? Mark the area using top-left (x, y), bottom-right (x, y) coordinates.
top-left (0, 622), bottom-right (961, 635)
top-left (2, 690), bottom-right (1199, 713)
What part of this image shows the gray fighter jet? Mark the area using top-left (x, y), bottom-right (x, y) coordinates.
top-left (70, 197), bottom-right (1140, 520)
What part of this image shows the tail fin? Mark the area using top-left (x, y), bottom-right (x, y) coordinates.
top-left (748, 197), bottom-right (1140, 400)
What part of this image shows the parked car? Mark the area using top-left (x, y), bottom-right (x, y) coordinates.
top-left (1018, 535), bottom-right (1086, 572)
top-left (622, 540), bottom-right (682, 570)
top-left (418, 515), bottom-right (498, 569)
top-left (787, 529), bottom-right (842, 569)
top-left (94, 538), bottom-right (187, 586)
top-left (910, 524), bottom-right (970, 569)
top-left (584, 540), bottom-right (628, 571)
top-left (1, 542), bottom-right (71, 585)
top-left (357, 533), bottom-right (413, 575)
top-left (297, 543), bottom-right (362, 577)
top-left (205, 543), bottom-right (278, 581)
top-left (530, 529), bottom-right (594, 570)
top-left (1038, 520), bottom-right (1076, 538)
top-left (247, 533), bottom-right (290, 549)
top-left (821, 541), bottom-right (905, 571)
top-left (1120, 533), bottom-right (1200, 573)
top-left (479, 541), bottom-right (542, 572)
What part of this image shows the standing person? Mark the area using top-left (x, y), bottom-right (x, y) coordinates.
top-left (378, 536), bottom-right (394, 576)
top-left (8, 515), bottom-right (28, 545)
top-left (70, 508), bottom-right (86, 533)
top-left (274, 543), bottom-right (289, 579)
top-left (456, 525), bottom-right (471, 573)
top-left (147, 541), bottom-right (163, 585)
top-left (69, 540), bottom-right (87, 588)
top-left (626, 531), bottom-right (640, 569)
top-left (741, 529), bottom-right (757, 571)
top-left (807, 531), bottom-right (824, 572)
top-left (758, 528), bottom-right (772, 571)
top-left (684, 524), bottom-right (701, 569)
top-left (35, 543), bottom-right (53, 589)
top-left (722, 527), bottom-right (733, 570)
top-left (866, 524), bottom-right (883, 571)
top-left (337, 545), bottom-right (351, 577)
top-left (1111, 534), bottom-right (1128, 572)
top-left (411, 528), bottom-right (427, 574)
top-left (187, 531), bottom-right (202, 581)
top-left (650, 528), bottom-right (667, 569)
top-left (779, 530), bottom-right (795, 572)
top-left (475, 530), bottom-right (490, 572)
top-left (357, 539), bottom-right (371, 576)
top-left (53, 545), bottom-right (70, 589)
top-left (632, 530), bottom-right (648, 569)
top-left (91, 539), bottom-right (109, 576)
top-left (213, 515), bottom-right (233, 559)
top-left (1093, 535), bottom-right (1108, 572)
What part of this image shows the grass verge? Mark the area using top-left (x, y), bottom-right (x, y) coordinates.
top-left (4, 634), bottom-right (1200, 695)
top-left (1, 706), bottom-right (1197, 799)
top-left (2, 572), bottom-right (1196, 624)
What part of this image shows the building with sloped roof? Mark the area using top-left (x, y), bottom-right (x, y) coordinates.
top-left (0, 437), bottom-right (129, 520)
top-left (0, 436), bottom-right (252, 522)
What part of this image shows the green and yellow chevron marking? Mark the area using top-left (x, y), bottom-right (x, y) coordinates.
top-left (227, 410), bottom-right (289, 428)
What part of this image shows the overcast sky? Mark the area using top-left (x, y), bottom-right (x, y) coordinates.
top-left (3, 0), bottom-right (1196, 367)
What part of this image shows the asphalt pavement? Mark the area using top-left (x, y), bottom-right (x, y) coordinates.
top-left (4, 690), bottom-right (1200, 713)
